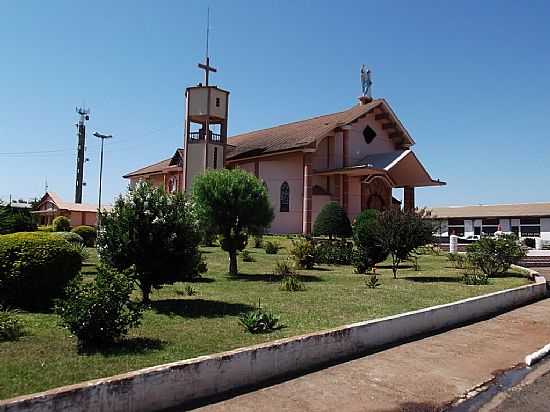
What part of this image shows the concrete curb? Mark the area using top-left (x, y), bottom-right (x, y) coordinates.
top-left (1, 275), bottom-right (547, 412)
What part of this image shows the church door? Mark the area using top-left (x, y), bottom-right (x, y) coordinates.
top-left (361, 177), bottom-right (391, 212)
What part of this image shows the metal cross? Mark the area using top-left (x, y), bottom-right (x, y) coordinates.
top-left (198, 57), bottom-right (217, 86)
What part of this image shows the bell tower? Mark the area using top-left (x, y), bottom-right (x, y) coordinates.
top-left (182, 11), bottom-right (229, 191)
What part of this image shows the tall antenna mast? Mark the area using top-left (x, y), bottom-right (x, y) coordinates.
top-left (206, 6), bottom-right (210, 60)
top-left (74, 107), bottom-right (90, 203)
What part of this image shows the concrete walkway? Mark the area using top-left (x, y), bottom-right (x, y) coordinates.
top-left (191, 299), bottom-right (550, 412)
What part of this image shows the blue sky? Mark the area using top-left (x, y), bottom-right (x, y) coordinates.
top-left (1, 0), bottom-right (549, 207)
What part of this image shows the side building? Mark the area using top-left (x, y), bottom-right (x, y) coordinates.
top-left (430, 203), bottom-right (550, 241)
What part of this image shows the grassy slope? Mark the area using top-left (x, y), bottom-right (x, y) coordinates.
top-left (0, 237), bottom-right (529, 399)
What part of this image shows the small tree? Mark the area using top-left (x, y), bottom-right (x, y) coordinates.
top-left (375, 209), bottom-right (434, 278)
top-left (0, 204), bottom-right (37, 234)
top-left (97, 182), bottom-right (204, 303)
top-left (352, 209), bottom-right (388, 272)
top-left (313, 202), bottom-right (352, 239)
top-left (52, 216), bottom-right (71, 232)
top-left (466, 234), bottom-right (526, 276)
top-left (192, 169), bottom-right (274, 276)
top-left (56, 266), bottom-right (143, 348)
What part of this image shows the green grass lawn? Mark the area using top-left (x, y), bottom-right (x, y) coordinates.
top-left (0, 237), bottom-right (530, 400)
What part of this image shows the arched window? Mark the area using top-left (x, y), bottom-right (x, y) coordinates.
top-left (280, 181), bottom-right (289, 212)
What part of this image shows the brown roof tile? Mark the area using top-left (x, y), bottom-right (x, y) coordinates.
top-left (226, 100), bottom-right (385, 160)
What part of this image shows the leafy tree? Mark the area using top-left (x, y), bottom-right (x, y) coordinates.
top-left (313, 201), bottom-right (352, 239)
top-left (466, 234), bottom-right (526, 276)
top-left (192, 169), bottom-right (274, 276)
top-left (0, 204), bottom-right (37, 234)
top-left (52, 216), bottom-right (71, 232)
top-left (375, 209), bottom-right (434, 278)
top-left (352, 209), bottom-right (388, 272)
top-left (56, 266), bottom-right (143, 349)
top-left (97, 181), bottom-right (204, 303)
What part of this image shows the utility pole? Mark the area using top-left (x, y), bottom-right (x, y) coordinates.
top-left (75, 107), bottom-right (90, 203)
top-left (93, 132), bottom-right (112, 225)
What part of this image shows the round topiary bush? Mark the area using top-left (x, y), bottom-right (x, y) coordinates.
top-left (352, 209), bottom-right (389, 272)
top-left (313, 202), bottom-right (352, 239)
top-left (52, 216), bottom-right (71, 232)
top-left (0, 232), bottom-right (83, 310)
top-left (53, 231), bottom-right (84, 245)
top-left (71, 225), bottom-right (97, 247)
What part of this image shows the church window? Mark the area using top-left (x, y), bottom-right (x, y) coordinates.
top-left (215, 97), bottom-right (220, 107)
top-left (280, 181), bottom-right (289, 212)
top-left (213, 147), bottom-right (218, 169)
top-left (363, 125), bottom-right (376, 144)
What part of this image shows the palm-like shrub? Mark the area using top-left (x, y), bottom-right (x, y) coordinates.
top-left (313, 202), bottom-right (352, 239)
top-left (0, 306), bottom-right (25, 341)
top-left (239, 302), bottom-right (281, 334)
top-left (289, 238), bottom-right (315, 269)
top-left (264, 240), bottom-right (280, 254)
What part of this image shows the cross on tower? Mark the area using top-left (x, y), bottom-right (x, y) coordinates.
top-left (198, 57), bottom-right (217, 87)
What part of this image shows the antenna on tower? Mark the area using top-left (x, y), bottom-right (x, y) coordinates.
top-left (206, 6), bottom-right (210, 60)
top-left (75, 107), bottom-right (90, 203)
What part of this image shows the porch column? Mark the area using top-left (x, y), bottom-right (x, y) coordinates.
top-left (302, 153), bottom-right (313, 235)
top-left (342, 175), bottom-right (349, 214)
top-left (404, 186), bottom-right (415, 212)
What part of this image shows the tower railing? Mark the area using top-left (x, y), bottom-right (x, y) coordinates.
top-left (188, 130), bottom-right (222, 142)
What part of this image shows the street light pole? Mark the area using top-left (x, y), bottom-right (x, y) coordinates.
top-left (93, 132), bottom-right (112, 226)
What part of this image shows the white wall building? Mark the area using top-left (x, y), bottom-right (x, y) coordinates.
top-left (430, 203), bottom-right (550, 241)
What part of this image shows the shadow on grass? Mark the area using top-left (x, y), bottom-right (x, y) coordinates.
top-left (78, 337), bottom-right (166, 356)
top-left (228, 273), bottom-right (323, 283)
top-left (492, 271), bottom-right (528, 279)
top-left (376, 264), bottom-right (414, 270)
top-left (188, 276), bottom-right (216, 283)
top-left (151, 298), bottom-right (254, 318)
top-left (403, 276), bottom-right (462, 283)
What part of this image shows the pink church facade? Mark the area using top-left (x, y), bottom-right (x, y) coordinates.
top-left (124, 96), bottom-right (444, 234)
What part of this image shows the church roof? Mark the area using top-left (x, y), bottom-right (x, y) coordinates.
top-left (226, 99), bottom-right (411, 161)
top-left (123, 158), bottom-right (173, 178)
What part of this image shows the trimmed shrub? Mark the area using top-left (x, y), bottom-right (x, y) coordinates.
top-left (314, 239), bottom-right (354, 265)
top-left (71, 225), bottom-right (97, 247)
top-left (365, 274), bottom-right (381, 289)
top-left (56, 266), bottom-right (143, 348)
top-left (289, 238), bottom-right (315, 269)
top-left (462, 273), bottom-right (489, 285)
top-left (0, 306), bottom-right (25, 341)
top-left (52, 216), bottom-right (71, 232)
top-left (352, 209), bottom-right (388, 272)
top-left (313, 202), bottom-right (352, 239)
top-left (264, 240), bottom-right (280, 254)
top-left (53, 231), bottom-right (84, 245)
top-left (37, 225), bottom-right (53, 232)
top-left (466, 234), bottom-right (526, 276)
top-left (0, 232), bottom-right (82, 310)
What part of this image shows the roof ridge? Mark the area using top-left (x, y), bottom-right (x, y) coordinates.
top-left (432, 202), bottom-right (550, 208)
top-left (229, 101), bottom-right (380, 139)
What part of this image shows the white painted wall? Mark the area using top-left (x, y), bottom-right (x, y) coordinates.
top-left (541, 218), bottom-right (550, 241)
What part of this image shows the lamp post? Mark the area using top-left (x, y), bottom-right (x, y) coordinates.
top-left (93, 132), bottom-right (112, 226)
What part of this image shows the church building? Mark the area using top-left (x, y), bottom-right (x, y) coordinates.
top-left (124, 60), bottom-right (444, 234)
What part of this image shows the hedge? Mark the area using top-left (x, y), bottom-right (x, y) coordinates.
top-left (0, 232), bottom-right (82, 310)
top-left (71, 225), bottom-right (97, 247)
top-left (52, 216), bottom-right (71, 232)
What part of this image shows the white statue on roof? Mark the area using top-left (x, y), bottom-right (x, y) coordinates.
top-left (360, 65), bottom-right (372, 98)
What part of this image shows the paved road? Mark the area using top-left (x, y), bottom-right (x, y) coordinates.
top-left (480, 359), bottom-right (550, 412)
top-left (189, 299), bottom-right (550, 412)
